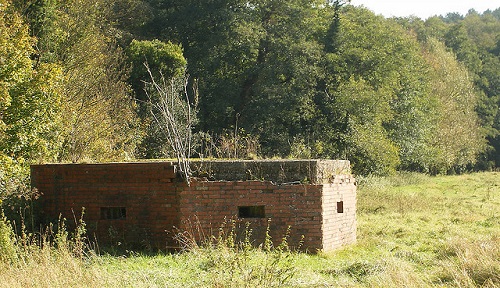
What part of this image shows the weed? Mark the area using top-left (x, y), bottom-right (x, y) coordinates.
top-left (174, 218), bottom-right (298, 287)
top-left (0, 209), bottom-right (17, 263)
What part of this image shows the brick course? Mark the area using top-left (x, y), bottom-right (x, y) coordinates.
top-left (31, 160), bottom-right (356, 252)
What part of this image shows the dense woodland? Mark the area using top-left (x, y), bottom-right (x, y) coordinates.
top-left (1, 0), bottom-right (499, 198)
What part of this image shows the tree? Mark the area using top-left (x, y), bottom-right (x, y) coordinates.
top-left (423, 39), bottom-right (485, 173)
top-left (333, 78), bottom-right (400, 175)
top-left (1, 0), bottom-right (33, 137)
top-left (12, 0), bottom-right (59, 53)
top-left (28, 0), bottom-right (141, 162)
top-left (461, 9), bottom-right (500, 168)
top-left (400, 9), bottom-right (500, 168)
top-left (1, 0), bottom-right (62, 197)
top-left (126, 39), bottom-right (187, 158)
top-left (144, 66), bottom-right (197, 182)
top-left (144, 0), bottom-right (329, 148)
top-left (127, 39), bottom-right (187, 102)
top-left (444, 23), bottom-right (482, 76)
top-left (108, 1), bottom-right (491, 174)
top-left (318, 6), bottom-right (439, 174)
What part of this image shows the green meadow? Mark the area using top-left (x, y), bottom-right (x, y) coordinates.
top-left (1, 172), bottom-right (498, 287)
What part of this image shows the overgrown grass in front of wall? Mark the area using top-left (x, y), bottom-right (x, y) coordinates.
top-left (0, 172), bottom-right (499, 287)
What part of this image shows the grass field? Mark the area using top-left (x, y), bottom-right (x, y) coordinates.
top-left (0, 172), bottom-right (498, 287)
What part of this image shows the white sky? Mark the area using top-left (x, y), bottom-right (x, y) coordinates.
top-left (349, 0), bottom-right (500, 19)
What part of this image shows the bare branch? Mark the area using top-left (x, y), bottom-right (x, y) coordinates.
top-left (143, 63), bottom-right (197, 184)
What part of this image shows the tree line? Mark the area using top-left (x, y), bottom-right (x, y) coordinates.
top-left (1, 0), bottom-right (499, 198)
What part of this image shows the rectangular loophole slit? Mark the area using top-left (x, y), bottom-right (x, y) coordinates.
top-left (337, 201), bottom-right (344, 213)
top-left (238, 206), bottom-right (265, 218)
top-left (101, 207), bottom-right (126, 220)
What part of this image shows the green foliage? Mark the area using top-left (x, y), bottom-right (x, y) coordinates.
top-left (319, 7), bottom-right (443, 174)
top-left (127, 39), bottom-right (186, 92)
top-left (423, 39), bottom-right (485, 173)
top-left (0, 0), bottom-right (33, 116)
top-left (0, 153), bottom-right (28, 198)
top-left (333, 77), bottom-right (400, 175)
top-left (149, 0), bottom-right (328, 151)
top-left (138, 2), bottom-right (488, 175)
top-left (405, 9), bottom-right (500, 168)
top-left (126, 39), bottom-right (186, 108)
top-left (2, 0), bottom-right (498, 175)
top-left (0, 209), bottom-right (17, 263)
top-left (1, 0), bottom-right (62, 162)
top-left (459, 9), bottom-right (500, 168)
top-left (43, 0), bottom-right (140, 162)
top-left (0, 0), bottom-right (62, 208)
top-left (444, 23), bottom-right (482, 75)
top-left (12, 0), bottom-right (59, 52)
top-left (126, 39), bottom-right (188, 159)
top-left (2, 0), bottom-right (141, 164)
top-left (2, 63), bottom-right (63, 161)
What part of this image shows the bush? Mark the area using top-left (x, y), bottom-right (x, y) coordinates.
top-left (0, 208), bottom-right (17, 263)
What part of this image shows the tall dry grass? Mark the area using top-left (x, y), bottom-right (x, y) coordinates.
top-left (0, 209), bottom-right (107, 288)
top-left (438, 236), bottom-right (500, 287)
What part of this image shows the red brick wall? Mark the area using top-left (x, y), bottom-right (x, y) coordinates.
top-left (31, 162), bottom-right (180, 248)
top-left (178, 180), bottom-right (324, 251)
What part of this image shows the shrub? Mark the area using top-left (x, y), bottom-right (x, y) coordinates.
top-left (0, 208), bottom-right (17, 263)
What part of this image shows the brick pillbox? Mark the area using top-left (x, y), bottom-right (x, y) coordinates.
top-left (31, 160), bottom-right (356, 252)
